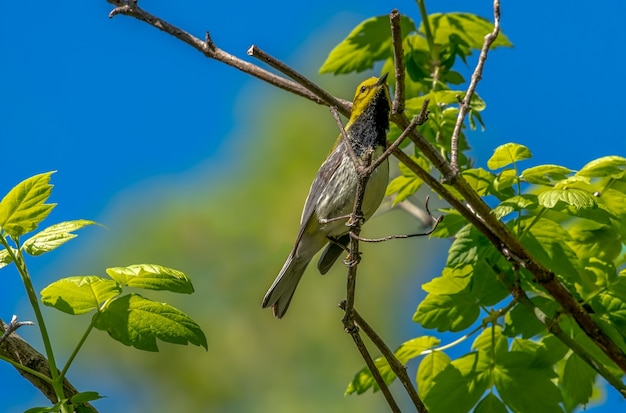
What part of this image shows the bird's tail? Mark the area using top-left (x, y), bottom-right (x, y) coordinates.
top-left (262, 253), bottom-right (310, 318)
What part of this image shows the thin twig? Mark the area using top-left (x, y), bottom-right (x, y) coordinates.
top-left (0, 315), bottom-right (34, 345)
top-left (338, 312), bottom-right (401, 413)
top-left (353, 195), bottom-right (442, 243)
top-left (389, 9), bottom-right (406, 115)
top-left (347, 305), bottom-right (428, 413)
top-left (448, 0), bottom-right (501, 179)
top-left (248, 46), bottom-right (351, 113)
top-left (107, 1), bottom-right (334, 108)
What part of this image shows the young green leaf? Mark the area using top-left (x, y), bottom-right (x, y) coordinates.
top-left (474, 393), bottom-right (507, 413)
top-left (521, 164), bottom-right (572, 185)
top-left (0, 247), bottom-right (14, 269)
top-left (537, 188), bottom-right (596, 210)
top-left (416, 351), bottom-right (450, 396)
top-left (22, 219), bottom-right (98, 256)
top-left (428, 209), bottom-right (466, 238)
top-left (0, 171), bottom-right (56, 238)
top-left (106, 264), bottom-right (194, 294)
top-left (562, 354), bottom-right (596, 406)
top-left (424, 13), bottom-right (512, 51)
top-left (71, 391), bottom-right (105, 404)
top-left (41, 276), bottom-right (121, 315)
top-left (521, 218), bottom-right (581, 280)
top-left (413, 290), bottom-right (480, 332)
top-left (487, 143), bottom-right (532, 170)
top-left (94, 293), bottom-right (207, 351)
top-left (346, 336), bottom-right (440, 395)
top-left (320, 15), bottom-right (416, 74)
top-left (576, 155), bottom-right (626, 178)
top-left (491, 194), bottom-right (538, 220)
top-left (462, 168), bottom-right (495, 196)
top-left (423, 351), bottom-right (490, 412)
top-left (493, 351), bottom-right (562, 412)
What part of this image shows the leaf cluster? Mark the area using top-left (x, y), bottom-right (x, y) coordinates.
top-left (320, 6), bottom-right (626, 413)
top-left (0, 172), bottom-right (207, 412)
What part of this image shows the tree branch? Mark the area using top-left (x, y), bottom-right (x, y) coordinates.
top-left (0, 319), bottom-right (97, 412)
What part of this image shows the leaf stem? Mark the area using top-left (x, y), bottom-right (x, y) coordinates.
top-left (0, 234), bottom-right (68, 411)
top-left (60, 315), bottom-right (97, 380)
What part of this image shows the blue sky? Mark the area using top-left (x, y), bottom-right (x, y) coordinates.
top-left (2, 0), bottom-right (626, 411)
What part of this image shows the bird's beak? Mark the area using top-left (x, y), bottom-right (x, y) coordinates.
top-left (376, 72), bottom-right (389, 86)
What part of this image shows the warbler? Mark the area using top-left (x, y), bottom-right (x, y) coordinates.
top-left (262, 73), bottom-right (392, 318)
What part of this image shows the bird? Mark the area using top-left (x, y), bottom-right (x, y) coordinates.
top-left (261, 73), bottom-right (392, 318)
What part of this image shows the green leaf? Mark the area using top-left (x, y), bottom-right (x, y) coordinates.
top-left (423, 351), bottom-right (490, 412)
top-left (0, 247), bottom-right (14, 269)
top-left (521, 218), bottom-right (581, 280)
top-left (491, 194), bottom-right (538, 220)
top-left (424, 13), bottom-right (512, 51)
top-left (503, 296), bottom-right (558, 338)
top-left (24, 402), bottom-right (64, 413)
top-left (462, 168), bottom-right (495, 196)
top-left (562, 354), bottom-right (595, 406)
top-left (346, 336), bottom-right (440, 395)
top-left (577, 155), bottom-right (626, 178)
top-left (413, 289), bottom-right (480, 332)
top-left (41, 276), bottom-right (121, 315)
top-left (470, 260), bottom-right (509, 307)
top-left (487, 143), bottom-right (532, 170)
top-left (422, 265), bottom-right (472, 295)
top-left (417, 351), bottom-right (450, 396)
top-left (22, 220), bottom-right (98, 256)
top-left (71, 391), bottom-right (105, 404)
top-left (446, 224), bottom-right (495, 268)
top-left (537, 188), bottom-right (596, 210)
top-left (474, 393), bottom-right (507, 413)
top-left (493, 351), bottom-right (562, 412)
top-left (0, 171), bottom-right (56, 237)
top-left (320, 15), bottom-right (416, 74)
top-left (94, 293), bottom-right (207, 351)
top-left (521, 164), bottom-right (572, 185)
top-left (106, 264), bottom-right (194, 294)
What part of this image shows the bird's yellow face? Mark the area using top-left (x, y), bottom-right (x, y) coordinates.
top-left (347, 74), bottom-right (391, 128)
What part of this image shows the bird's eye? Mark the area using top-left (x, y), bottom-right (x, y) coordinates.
top-left (360, 86), bottom-right (367, 94)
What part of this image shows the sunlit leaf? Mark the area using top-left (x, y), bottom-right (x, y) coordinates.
top-left (521, 164), bottom-right (572, 185)
top-left (0, 248), bottom-right (14, 269)
top-left (94, 293), bottom-right (207, 351)
top-left (491, 194), bottom-right (538, 220)
top-left (0, 172), bottom-right (56, 237)
top-left (577, 155), bottom-right (626, 178)
top-left (417, 351), bottom-right (450, 396)
top-left (22, 220), bottom-right (98, 256)
top-left (106, 264), bottom-right (194, 294)
top-left (346, 336), bottom-right (439, 395)
top-left (537, 188), bottom-right (596, 210)
top-left (41, 276), bottom-right (121, 315)
top-left (487, 143), bottom-right (532, 170)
